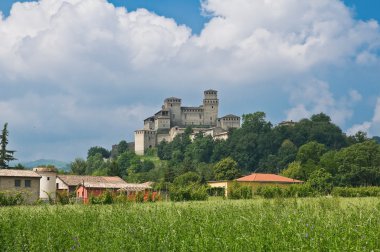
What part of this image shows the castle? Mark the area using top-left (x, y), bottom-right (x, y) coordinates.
top-left (135, 90), bottom-right (241, 155)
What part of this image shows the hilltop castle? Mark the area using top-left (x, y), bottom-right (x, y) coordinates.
top-left (135, 90), bottom-right (241, 155)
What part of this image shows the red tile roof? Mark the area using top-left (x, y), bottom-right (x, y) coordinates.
top-left (236, 173), bottom-right (303, 183)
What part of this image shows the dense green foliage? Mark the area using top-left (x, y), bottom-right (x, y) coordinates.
top-left (0, 192), bottom-right (24, 206)
top-left (331, 187), bottom-right (380, 197)
top-left (68, 112), bottom-right (380, 190)
top-left (0, 198), bottom-right (379, 251)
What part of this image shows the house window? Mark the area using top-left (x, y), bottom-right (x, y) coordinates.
top-left (25, 180), bottom-right (31, 187)
top-left (15, 179), bottom-right (21, 187)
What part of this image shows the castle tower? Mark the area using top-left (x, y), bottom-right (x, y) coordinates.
top-left (33, 167), bottom-right (57, 201)
top-left (203, 89), bottom-right (219, 126)
top-left (163, 97), bottom-right (182, 126)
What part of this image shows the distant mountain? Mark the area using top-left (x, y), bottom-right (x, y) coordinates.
top-left (21, 159), bottom-right (70, 171)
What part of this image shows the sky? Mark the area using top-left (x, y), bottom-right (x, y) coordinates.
top-left (0, 0), bottom-right (379, 163)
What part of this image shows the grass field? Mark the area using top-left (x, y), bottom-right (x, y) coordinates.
top-left (0, 197), bottom-right (379, 251)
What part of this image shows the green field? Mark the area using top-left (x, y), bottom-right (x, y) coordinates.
top-left (0, 198), bottom-right (379, 251)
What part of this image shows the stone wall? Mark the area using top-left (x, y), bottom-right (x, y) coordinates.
top-left (0, 177), bottom-right (40, 203)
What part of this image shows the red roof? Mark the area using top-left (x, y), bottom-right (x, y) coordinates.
top-left (236, 173), bottom-right (303, 183)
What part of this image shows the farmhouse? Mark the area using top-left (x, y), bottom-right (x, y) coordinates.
top-left (73, 176), bottom-right (130, 203)
top-left (208, 173), bottom-right (303, 197)
top-left (0, 169), bottom-right (41, 203)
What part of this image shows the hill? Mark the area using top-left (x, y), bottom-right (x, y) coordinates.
top-left (21, 159), bottom-right (70, 171)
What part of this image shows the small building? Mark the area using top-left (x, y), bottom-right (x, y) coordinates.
top-left (117, 182), bottom-right (153, 199)
top-left (33, 167), bottom-right (58, 200)
top-left (74, 176), bottom-right (129, 203)
top-left (0, 169), bottom-right (41, 203)
top-left (208, 173), bottom-right (303, 197)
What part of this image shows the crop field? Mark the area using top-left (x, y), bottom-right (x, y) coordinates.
top-left (0, 198), bottom-right (379, 251)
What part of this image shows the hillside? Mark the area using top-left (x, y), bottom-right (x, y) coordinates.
top-left (21, 159), bottom-right (70, 171)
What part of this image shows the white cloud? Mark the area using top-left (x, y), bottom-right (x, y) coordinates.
top-left (0, 0), bottom-right (379, 160)
top-left (347, 98), bottom-right (380, 136)
top-left (286, 80), bottom-right (362, 125)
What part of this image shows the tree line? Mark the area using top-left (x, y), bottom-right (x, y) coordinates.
top-left (69, 112), bottom-right (380, 189)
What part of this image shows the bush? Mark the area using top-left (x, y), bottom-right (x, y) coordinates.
top-left (56, 191), bottom-right (70, 205)
top-left (0, 192), bottom-right (24, 206)
top-left (256, 186), bottom-right (283, 199)
top-left (331, 187), bottom-right (380, 197)
top-left (256, 184), bottom-right (315, 198)
top-left (228, 182), bottom-right (253, 199)
top-left (169, 184), bottom-right (208, 201)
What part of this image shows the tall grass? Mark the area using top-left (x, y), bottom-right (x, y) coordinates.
top-left (0, 198), bottom-right (379, 251)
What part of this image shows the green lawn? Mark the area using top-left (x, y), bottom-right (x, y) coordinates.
top-left (0, 198), bottom-right (379, 251)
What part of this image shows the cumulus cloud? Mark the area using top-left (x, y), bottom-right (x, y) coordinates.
top-left (347, 98), bottom-right (380, 136)
top-left (285, 80), bottom-right (362, 125)
top-left (0, 0), bottom-right (379, 160)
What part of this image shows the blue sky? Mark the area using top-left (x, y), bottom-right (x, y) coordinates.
top-left (1, 1), bottom-right (380, 33)
top-left (0, 0), bottom-right (379, 162)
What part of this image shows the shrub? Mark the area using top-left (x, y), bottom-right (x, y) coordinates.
top-left (256, 184), bottom-right (315, 198)
top-left (331, 187), bottom-right (380, 197)
top-left (169, 184), bottom-right (208, 201)
top-left (56, 191), bottom-right (70, 205)
top-left (256, 186), bottom-right (283, 199)
top-left (228, 182), bottom-right (253, 199)
top-left (0, 192), bottom-right (24, 206)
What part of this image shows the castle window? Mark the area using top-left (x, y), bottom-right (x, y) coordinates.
top-left (171, 104), bottom-right (172, 107)
top-left (199, 114), bottom-right (202, 119)
top-left (212, 106), bottom-right (214, 109)
top-left (210, 117), bottom-right (212, 120)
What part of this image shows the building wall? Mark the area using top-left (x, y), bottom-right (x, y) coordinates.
top-left (182, 109), bottom-right (204, 126)
top-left (134, 130), bottom-right (157, 155)
top-left (155, 117), bottom-right (170, 130)
top-left (157, 133), bottom-right (170, 143)
top-left (164, 98), bottom-right (182, 126)
top-left (76, 186), bottom-right (118, 204)
top-left (0, 176), bottom-right (40, 203)
top-left (144, 120), bottom-right (154, 130)
top-left (208, 181), bottom-right (301, 197)
top-left (220, 117), bottom-right (240, 130)
top-left (203, 91), bottom-right (219, 126)
top-left (36, 171), bottom-right (57, 200)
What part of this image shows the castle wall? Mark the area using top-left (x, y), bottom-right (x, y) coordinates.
top-left (157, 133), bottom-right (170, 144)
top-left (203, 90), bottom-right (219, 126)
top-left (220, 117), bottom-right (241, 130)
top-left (164, 98), bottom-right (182, 126)
top-left (182, 108), bottom-right (204, 126)
top-left (135, 130), bottom-right (156, 155)
top-left (155, 117), bottom-right (170, 130)
top-left (144, 120), bottom-right (154, 130)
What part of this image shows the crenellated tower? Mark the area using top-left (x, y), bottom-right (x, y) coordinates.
top-left (203, 89), bottom-right (219, 126)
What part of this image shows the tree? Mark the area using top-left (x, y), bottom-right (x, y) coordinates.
top-left (213, 157), bottom-right (240, 181)
top-left (281, 161), bottom-right (303, 180)
top-left (307, 168), bottom-right (333, 194)
top-left (173, 172), bottom-right (201, 186)
top-left (0, 123), bottom-right (16, 168)
top-left (87, 146), bottom-right (110, 159)
top-left (296, 141), bottom-right (327, 164)
top-left (70, 158), bottom-right (87, 175)
top-left (334, 141), bottom-right (380, 186)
